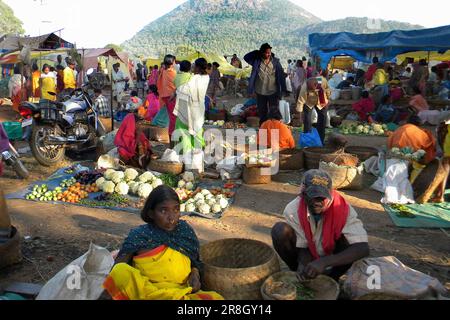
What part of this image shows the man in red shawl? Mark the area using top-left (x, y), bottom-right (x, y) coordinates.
top-left (271, 170), bottom-right (370, 280)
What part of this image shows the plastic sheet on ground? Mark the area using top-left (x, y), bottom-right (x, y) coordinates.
top-left (5, 164), bottom-right (240, 219)
top-left (383, 191), bottom-right (450, 229)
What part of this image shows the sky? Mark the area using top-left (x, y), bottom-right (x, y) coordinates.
top-left (4, 0), bottom-right (450, 48)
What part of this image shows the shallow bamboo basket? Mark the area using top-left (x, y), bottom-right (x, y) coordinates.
top-left (243, 166), bottom-right (272, 185)
top-left (200, 238), bottom-right (280, 300)
top-left (261, 271), bottom-right (340, 301)
top-left (147, 159), bottom-right (183, 175)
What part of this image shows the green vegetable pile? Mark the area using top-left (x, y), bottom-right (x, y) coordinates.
top-left (159, 173), bottom-right (179, 188)
top-left (390, 204), bottom-right (416, 219)
top-left (26, 184), bottom-right (63, 202)
top-left (79, 193), bottom-right (130, 208)
top-left (296, 284), bottom-right (315, 300)
top-left (60, 177), bottom-right (77, 188)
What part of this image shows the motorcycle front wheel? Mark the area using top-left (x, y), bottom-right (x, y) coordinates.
top-left (30, 125), bottom-right (66, 167)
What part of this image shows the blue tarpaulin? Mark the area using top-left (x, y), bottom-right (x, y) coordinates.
top-left (309, 25), bottom-right (450, 69)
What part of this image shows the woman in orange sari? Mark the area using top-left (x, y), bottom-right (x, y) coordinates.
top-left (102, 186), bottom-right (224, 300)
top-left (157, 55), bottom-right (177, 138)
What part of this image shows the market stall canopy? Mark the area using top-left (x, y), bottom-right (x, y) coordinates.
top-left (0, 33), bottom-right (74, 51)
top-left (0, 49), bottom-right (67, 65)
top-left (309, 25), bottom-right (450, 69)
top-left (396, 50), bottom-right (450, 64)
top-left (79, 48), bottom-right (124, 72)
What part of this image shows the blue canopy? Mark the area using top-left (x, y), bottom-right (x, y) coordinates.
top-left (309, 25), bottom-right (450, 69)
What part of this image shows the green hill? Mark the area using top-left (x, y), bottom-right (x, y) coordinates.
top-left (0, 0), bottom-right (24, 35)
top-left (123, 0), bottom-right (422, 62)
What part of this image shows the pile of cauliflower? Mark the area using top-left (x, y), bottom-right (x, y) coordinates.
top-left (95, 168), bottom-right (164, 199)
top-left (340, 123), bottom-right (388, 136)
top-left (177, 171), bottom-right (195, 191)
top-left (246, 153), bottom-right (273, 166)
top-left (180, 189), bottom-right (230, 215)
top-left (390, 147), bottom-right (426, 161)
top-left (205, 120), bottom-right (226, 127)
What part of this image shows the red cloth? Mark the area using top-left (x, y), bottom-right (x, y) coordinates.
top-left (297, 191), bottom-right (350, 260)
top-left (390, 87), bottom-right (403, 102)
top-left (352, 98), bottom-right (375, 121)
top-left (114, 114), bottom-right (148, 161)
top-left (162, 96), bottom-right (177, 137)
top-left (365, 64), bottom-right (377, 82)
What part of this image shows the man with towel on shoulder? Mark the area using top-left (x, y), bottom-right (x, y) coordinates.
top-left (271, 170), bottom-right (370, 281)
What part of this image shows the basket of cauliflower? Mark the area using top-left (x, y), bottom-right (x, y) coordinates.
top-left (388, 147), bottom-right (426, 163)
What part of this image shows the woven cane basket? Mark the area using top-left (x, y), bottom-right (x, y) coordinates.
top-left (147, 160), bottom-right (184, 175)
top-left (261, 271), bottom-right (340, 300)
top-left (344, 146), bottom-right (378, 162)
top-left (279, 149), bottom-right (304, 171)
top-left (0, 226), bottom-right (22, 270)
top-left (319, 162), bottom-right (363, 190)
top-left (303, 147), bottom-right (339, 170)
top-left (200, 238), bottom-right (280, 300)
top-left (243, 166), bottom-right (272, 185)
top-left (340, 89), bottom-right (353, 101)
top-left (321, 152), bottom-right (359, 167)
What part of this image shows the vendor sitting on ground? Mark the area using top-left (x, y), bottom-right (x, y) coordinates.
top-left (125, 90), bottom-right (143, 112)
top-left (388, 115), bottom-right (436, 164)
top-left (352, 91), bottom-right (375, 121)
top-left (412, 114), bottom-right (450, 204)
top-left (271, 170), bottom-right (370, 281)
top-left (258, 107), bottom-right (295, 151)
top-left (336, 77), bottom-right (354, 90)
top-left (102, 185), bottom-right (224, 300)
top-left (409, 87), bottom-right (430, 114)
top-left (144, 85), bottom-right (160, 122)
top-left (114, 111), bottom-right (151, 169)
top-left (372, 95), bottom-right (398, 124)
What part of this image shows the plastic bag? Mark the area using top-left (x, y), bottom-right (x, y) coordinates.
top-left (36, 244), bottom-right (114, 300)
top-left (231, 104), bottom-right (245, 116)
top-left (151, 106), bottom-right (170, 128)
top-left (299, 128), bottom-right (323, 148)
top-left (161, 149), bottom-right (181, 163)
top-left (340, 256), bottom-right (448, 300)
top-left (381, 159), bottom-right (415, 204)
top-left (311, 108), bottom-right (318, 124)
top-left (183, 149), bottom-right (204, 173)
top-left (279, 100), bottom-right (291, 124)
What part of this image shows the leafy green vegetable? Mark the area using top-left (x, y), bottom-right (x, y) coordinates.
top-left (159, 173), bottom-right (179, 188)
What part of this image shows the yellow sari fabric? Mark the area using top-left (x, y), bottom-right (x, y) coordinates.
top-left (41, 76), bottom-right (57, 101)
top-left (103, 245), bottom-right (224, 300)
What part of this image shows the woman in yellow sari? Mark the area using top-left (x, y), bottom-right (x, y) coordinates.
top-left (102, 185), bottom-right (224, 300)
top-left (40, 64), bottom-right (57, 101)
top-left (31, 64), bottom-right (41, 98)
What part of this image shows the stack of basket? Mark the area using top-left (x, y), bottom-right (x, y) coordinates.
top-left (243, 163), bottom-right (272, 185)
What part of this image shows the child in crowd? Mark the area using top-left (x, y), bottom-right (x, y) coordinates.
top-left (373, 95), bottom-right (397, 123)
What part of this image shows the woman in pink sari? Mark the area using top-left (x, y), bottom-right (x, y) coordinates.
top-left (157, 56), bottom-right (177, 138)
top-left (148, 65), bottom-right (159, 87)
top-left (145, 85), bottom-right (161, 121)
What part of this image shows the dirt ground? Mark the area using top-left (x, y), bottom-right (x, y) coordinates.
top-left (0, 97), bottom-right (449, 292)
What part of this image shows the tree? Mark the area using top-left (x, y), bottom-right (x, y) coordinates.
top-left (104, 44), bottom-right (123, 52)
top-left (0, 0), bottom-right (24, 35)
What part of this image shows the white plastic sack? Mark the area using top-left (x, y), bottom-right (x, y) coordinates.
top-left (216, 155), bottom-right (244, 180)
top-left (381, 159), bottom-right (415, 205)
top-left (97, 152), bottom-right (119, 170)
top-left (285, 77), bottom-right (293, 93)
top-left (161, 149), bottom-right (181, 163)
top-left (279, 100), bottom-right (291, 124)
top-left (36, 244), bottom-right (114, 300)
top-left (341, 256), bottom-right (448, 300)
top-left (311, 108), bottom-right (318, 124)
top-left (231, 104), bottom-right (245, 116)
top-left (183, 149), bottom-right (204, 173)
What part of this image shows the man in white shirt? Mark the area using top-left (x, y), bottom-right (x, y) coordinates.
top-left (112, 63), bottom-right (128, 101)
top-left (271, 170), bottom-right (370, 280)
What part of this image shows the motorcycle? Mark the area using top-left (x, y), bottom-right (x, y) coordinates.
top-left (0, 124), bottom-right (29, 179)
top-left (19, 72), bottom-right (106, 167)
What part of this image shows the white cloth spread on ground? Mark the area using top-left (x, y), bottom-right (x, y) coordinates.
top-left (381, 159), bottom-right (415, 205)
top-left (174, 74), bottom-right (210, 136)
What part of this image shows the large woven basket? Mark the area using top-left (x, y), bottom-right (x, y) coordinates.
top-left (321, 152), bottom-right (359, 167)
top-left (303, 147), bottom-right (339, 170)
top-left (279, 149), bottom-right (304, 171)
top-left (0, 226), bottom-right (22, 270)
top-left (208, 111), bottom-right (226, 121)
top-left (147, 159), bottom-right (184, 175)
top-left (319, 162), bottom-right (363, 190)
top-left (243, 166), bottom-right (272, 185)
top-left (261, 271), bottom-right (340, 300)
top-left (138, 122), bottom-right (170, 143)
top-left (200, 238), bottom-right (280, 300)
top-left (345, 146), bottom-right (378, 162)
